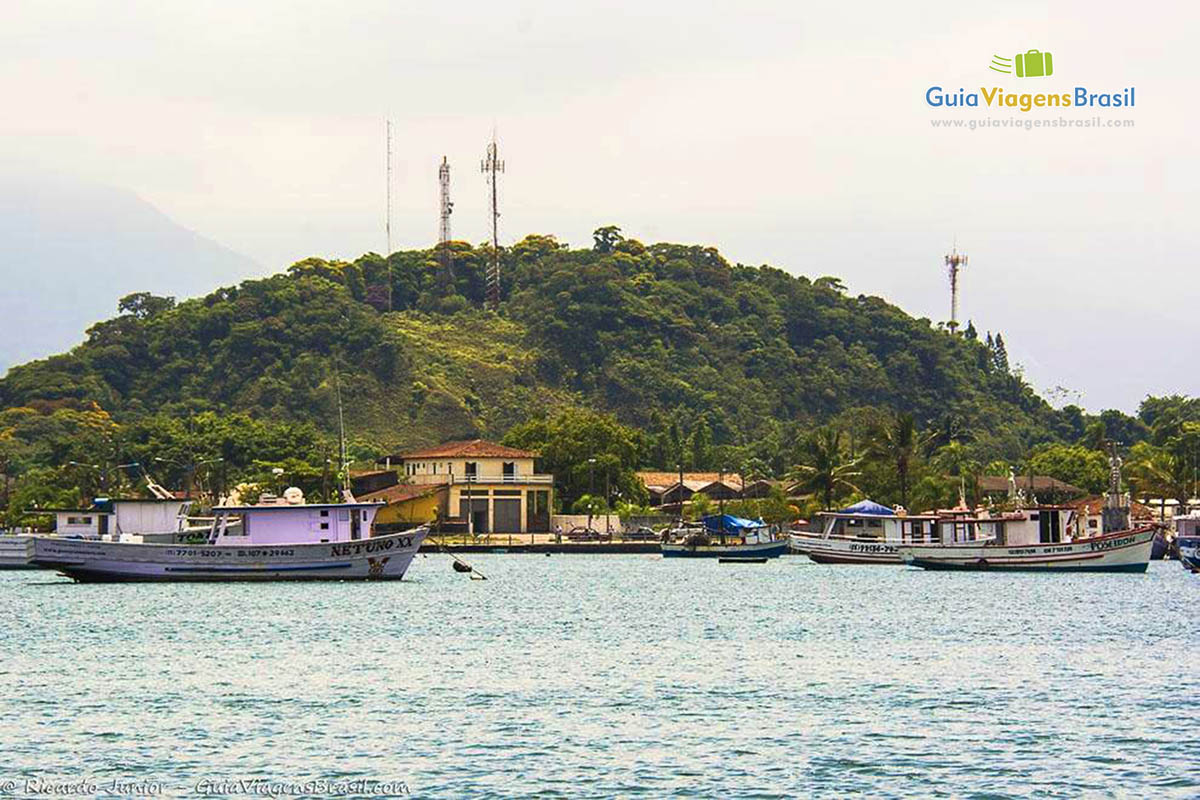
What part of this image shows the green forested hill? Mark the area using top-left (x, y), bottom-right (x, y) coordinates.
top-left (0, 228), bottom-right (1152, 514)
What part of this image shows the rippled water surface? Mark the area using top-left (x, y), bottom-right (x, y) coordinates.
top-left (2, 556), bottom-right (1198, 798)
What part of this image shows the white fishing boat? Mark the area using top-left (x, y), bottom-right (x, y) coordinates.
top-left (788, 500), bottom-right (942, 564)
top-left (898, 526), bottom-right (1157, 572)
top-left (30, 489), bottom-right (427, 582)
top-left (898, 449), bottom-right (1157, 573)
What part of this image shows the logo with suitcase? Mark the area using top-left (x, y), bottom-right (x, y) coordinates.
top-left (989, 50), bottom-right (1054, 78)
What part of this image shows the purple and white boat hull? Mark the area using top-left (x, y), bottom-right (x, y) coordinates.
top-left (30, 527), bottom-right (428, 582)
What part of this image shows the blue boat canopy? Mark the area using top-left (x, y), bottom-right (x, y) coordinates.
top-left (836, 499), bottom-right (895, 516)
top-left (701, 513), bottom-right (768, 532)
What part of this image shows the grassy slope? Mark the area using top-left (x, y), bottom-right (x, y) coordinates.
top-left (354, 310), bottom-right (576, 448)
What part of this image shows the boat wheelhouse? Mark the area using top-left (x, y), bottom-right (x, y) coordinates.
top-left (1175, 512), bottom-right (1200, 572)
top-left (1, 496), bottom-right (195, 569)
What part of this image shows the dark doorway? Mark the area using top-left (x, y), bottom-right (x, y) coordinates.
top-left (1038, 511), bottom-right (1060, 544)
top-left (494, 498), bottom-right (521, 532)
top-left (460, 498), bottom-right (489, 534)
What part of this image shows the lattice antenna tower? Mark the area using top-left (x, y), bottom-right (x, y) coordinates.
top-left (480, 133), bottom-right (505, 311)
top-left (944, 243), bottom-right (968, 332)
top-left (438, 156), bottom-right (454, 280)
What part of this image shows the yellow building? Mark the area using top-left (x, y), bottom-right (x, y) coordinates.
top-left (359, 483), bottom-right (445, 530)
top-left (377, 439), bottom-right (553, 534)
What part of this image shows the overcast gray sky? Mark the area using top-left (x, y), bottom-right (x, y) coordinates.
top-left (2, 0), bottom-right (1196, 412)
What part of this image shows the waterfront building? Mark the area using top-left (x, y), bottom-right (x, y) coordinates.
top-left (374, 440), bottom-right (553, 534)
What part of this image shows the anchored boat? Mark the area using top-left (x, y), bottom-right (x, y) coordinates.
top-left (30, 490), bottom-right (428, 582)
top-left (898, 526), bottom-right (1157, 572)
top-left (661, 514), bottom-right (787, 559)
top-left (788, 500), bottom-right (939, 565)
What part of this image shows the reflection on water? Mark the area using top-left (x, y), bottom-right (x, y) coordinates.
top-left (1, 557), bottom-right (1197, 797)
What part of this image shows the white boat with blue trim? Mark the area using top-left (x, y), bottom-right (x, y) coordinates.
top-left (30, 489), bottom-right (428, 582)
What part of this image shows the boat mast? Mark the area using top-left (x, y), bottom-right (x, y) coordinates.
top-left (333, 359), bottom-right (349, 497)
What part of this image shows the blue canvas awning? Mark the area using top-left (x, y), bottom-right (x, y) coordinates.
top-left (836, 499), bottom-right (895, 516)
top-left (701, 513), bottom-right (767, 533)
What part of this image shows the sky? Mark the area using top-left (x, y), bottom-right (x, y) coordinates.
top-left (1, 1), bottom-right (1196, 412)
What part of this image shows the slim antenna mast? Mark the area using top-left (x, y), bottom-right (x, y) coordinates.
top-left (385, 120), bottom-right (392, 257)
top-left (384, 120), bottom-right (395, 311)
top-left (438, 156), bottom-right (454, 282)
top-left (944, 242), bottom-right (968, 333)
top-left (480, 132), bottom-right (505, 311)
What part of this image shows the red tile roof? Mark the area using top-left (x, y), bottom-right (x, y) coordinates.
top-left (637, 472), bottom-right (744, 491)
top-left (358, 484), bottom-right (445, 504)
top-left (393, 439), bottom-right (538, 460)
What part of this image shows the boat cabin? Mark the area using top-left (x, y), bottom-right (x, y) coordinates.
top-left (1174, 512), bottom-right (1200, 540)
top-left (985, 506), bottom-right (1076, 546)
top-left (819, 500), bottom-right (940, 544)
top-left (207, 500), bottom-right (384, 546)
top-left (46, 497), bottom-right (192, 540)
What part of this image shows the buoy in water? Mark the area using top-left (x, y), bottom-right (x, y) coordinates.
top-left (452, 561), bottom-right (473, 573)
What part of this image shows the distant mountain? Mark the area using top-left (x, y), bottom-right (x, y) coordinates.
top-left (0, 171), bottom-right (260, 373)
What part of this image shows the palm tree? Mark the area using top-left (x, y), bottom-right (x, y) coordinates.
top-left (1127, 444), bottom-right (1191, 519)
top-left (787, 428), bottom-right (862, 510)
top-left (866, 412), bottom-right (931, 508)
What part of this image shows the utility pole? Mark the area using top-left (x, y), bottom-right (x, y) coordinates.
top-left (480, 133), bottom-right (505, 311)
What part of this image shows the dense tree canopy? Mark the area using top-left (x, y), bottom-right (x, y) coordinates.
top-left (0, 229), bottom-right (1188, 519)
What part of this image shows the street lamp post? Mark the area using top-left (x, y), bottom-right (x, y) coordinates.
top-left (587, 457), bottom-right (597, 532)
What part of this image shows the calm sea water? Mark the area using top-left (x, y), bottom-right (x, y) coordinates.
top-left (1, 556), bottom-right (1197, 798)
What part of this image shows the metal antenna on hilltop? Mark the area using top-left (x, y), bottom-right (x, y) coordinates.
top-left (944, 240), bottom-right (968, 333)
top-left (480, 130), bottom-right (505, 311)
top-left (385, 120), bottom-right (392, 257)
top-left (384, 120), bottom-right (395, 311)
top-left (438, 156), bottom-right (454, 281)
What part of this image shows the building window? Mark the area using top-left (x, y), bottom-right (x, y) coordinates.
top-left (465, 462), bottom-right (478, 478)
top-left (320, 509), bottom-right (330, 517)
top-left (67, 516), bottom-right (93, 525)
